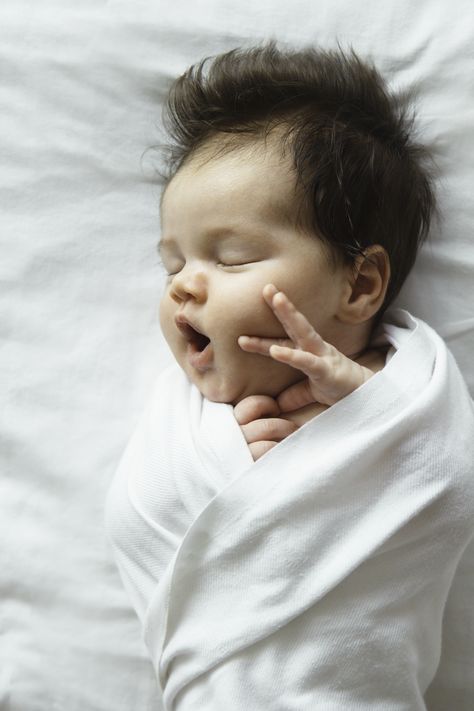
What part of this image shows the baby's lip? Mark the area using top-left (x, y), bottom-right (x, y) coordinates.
top-left (174, 313), bottom-right (207, 339)
top-left (174, 313), bottom-right (211, 350)
top-left (175, 313), bottom-right (213, 370)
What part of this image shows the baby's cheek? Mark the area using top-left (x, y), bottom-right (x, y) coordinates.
top-left (158, 298), bottom-right (176, 347)
top-left (226, 300), bottom-right (285, 339)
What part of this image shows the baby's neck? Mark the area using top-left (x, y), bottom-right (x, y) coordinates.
top-left (353, 344), bottom-right (389, 374)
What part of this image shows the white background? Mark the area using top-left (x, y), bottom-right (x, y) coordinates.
top-left (1, 1), bottom-right (473, 709)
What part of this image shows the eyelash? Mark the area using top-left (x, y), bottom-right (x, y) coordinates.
top-left (217, 261), bottom-right (249, 268)
top-left (160, 260), bottom-right (253, 277)
top-left (157, 258), bottom-right (179, 277)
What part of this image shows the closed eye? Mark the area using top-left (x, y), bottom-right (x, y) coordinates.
top-left (157, 242), bottom-right (184, 277)
top-left (158, 258), bottom-right (183, 277)
top-left (217, 260), bottom-right (260, 269)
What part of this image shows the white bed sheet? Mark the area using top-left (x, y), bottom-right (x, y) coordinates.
top-left (1, 0), bottom-right (473, 709)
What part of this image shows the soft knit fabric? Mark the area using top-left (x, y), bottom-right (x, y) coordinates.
top-left (105, 309), bottom-right (474, 710)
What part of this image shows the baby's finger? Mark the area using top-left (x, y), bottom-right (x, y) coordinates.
top-left (263, 285), bottom-right (327, 354)
top-left (238, 335), bottom-right (293, 356)
top-left (277, 379), bottom-right (317, 412)
top-left (233, 395), bottom-right (280, 425)
top-left (240, 417), bottom-right (298, 444)
top-left (249, 441), bottom-right (278, 461)
top-left (268, 344), bottom-right (330, 380)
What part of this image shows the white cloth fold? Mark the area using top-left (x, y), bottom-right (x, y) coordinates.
top-left (105, 309), bottom-right (474, 710)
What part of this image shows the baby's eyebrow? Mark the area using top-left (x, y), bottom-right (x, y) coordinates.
top-left (205, 226), bottom-right (267, 242)
top-left (156, 228), bottom-right (269, 256)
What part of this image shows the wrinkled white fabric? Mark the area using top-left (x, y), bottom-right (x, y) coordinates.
top-left (105, 310), bottom-right (474, 710)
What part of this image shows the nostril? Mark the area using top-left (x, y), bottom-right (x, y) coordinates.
top-left (170, 267), bottom-right (207, 302)
top-left (170, 290), bottom-right (183, 304)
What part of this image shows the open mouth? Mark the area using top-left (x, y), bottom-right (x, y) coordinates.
top-left (176, 319), bottom-right (211, 353)
top-left (187, 326), bottom-right (210, 353)
top-left (174, 315), bottom-right (213, 370)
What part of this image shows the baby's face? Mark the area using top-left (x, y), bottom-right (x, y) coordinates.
top-left (159, 142), bottom-right (351, 404)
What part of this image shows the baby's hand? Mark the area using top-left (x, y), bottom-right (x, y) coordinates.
top-left (238, 284), bottom-right (374, 413)
top-left (233, 395), bottom-right (299, 461)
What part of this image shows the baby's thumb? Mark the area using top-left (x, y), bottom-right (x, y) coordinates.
top-left (233, 394), bottom-right (280, 425)
top-left (276, 378), bottom-right (315, 413)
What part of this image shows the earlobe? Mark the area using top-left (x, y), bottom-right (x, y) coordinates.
top-left (338, 245), bottom-right (391, 323)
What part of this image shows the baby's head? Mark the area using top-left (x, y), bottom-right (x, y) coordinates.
top-left (158, 43), bottom-right (435, 404)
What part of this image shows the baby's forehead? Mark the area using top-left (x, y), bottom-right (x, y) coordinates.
top-left (161, 136), bottom-right (301, 230)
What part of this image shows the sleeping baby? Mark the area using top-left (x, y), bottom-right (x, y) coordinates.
top-left (106, 42), bottom-right (474, 710)
top-left (158, 131), bottom-right (390, 460)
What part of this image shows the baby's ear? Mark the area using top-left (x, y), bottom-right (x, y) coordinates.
top-left (338, 245), bottom-right (391, 323)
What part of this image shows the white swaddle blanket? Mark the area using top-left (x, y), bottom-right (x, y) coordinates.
top-left (105, 309), bottom-right (474, 710)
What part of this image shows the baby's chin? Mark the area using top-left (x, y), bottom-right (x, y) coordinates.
top-left (195, 370), bottom-right (305, 407)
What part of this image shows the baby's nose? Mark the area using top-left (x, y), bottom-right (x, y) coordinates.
top-left (170, 264), bottom-right (208, 303)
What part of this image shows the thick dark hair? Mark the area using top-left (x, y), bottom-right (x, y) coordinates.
top-left (160, 41), bottom-right (435, 314)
